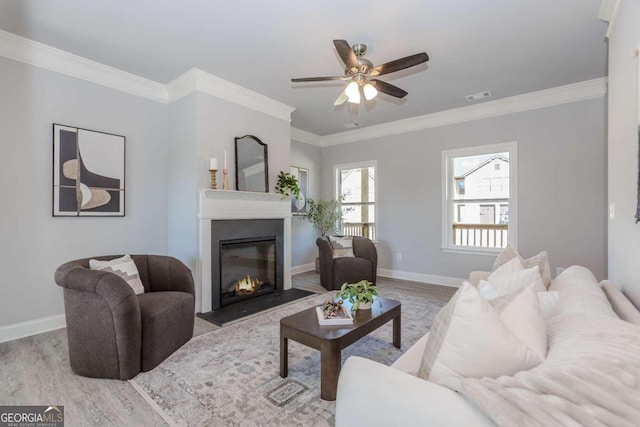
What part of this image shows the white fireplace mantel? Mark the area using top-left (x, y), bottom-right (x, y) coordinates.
top-left (197, 190), bottom-right (292, 313)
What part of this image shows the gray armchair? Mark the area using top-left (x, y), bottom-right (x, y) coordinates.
top-left (54, 255), bottom-right (195, 380)
top-left (317, 236), bottom-right (377, 290)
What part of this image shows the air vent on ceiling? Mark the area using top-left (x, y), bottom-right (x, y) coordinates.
top-left (465, 91), bottom-right (492, 102)
top-left (343, 122), bottom-right (361, 129)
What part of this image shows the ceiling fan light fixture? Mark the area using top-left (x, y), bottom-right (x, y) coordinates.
top-left (291, 39), bottom-right (429, 106)
top-left (363, 83), bottom-right (378, 100)
top-left (345, 81), bottom-right (359, 98)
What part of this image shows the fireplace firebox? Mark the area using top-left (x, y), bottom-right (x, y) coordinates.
top-left (210, 219), bottom-right (284, 310)
top-left (220, 237), bottom-right (276, 306)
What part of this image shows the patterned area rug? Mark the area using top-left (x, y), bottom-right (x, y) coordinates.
top-left (131, 287), bottom-right (445, 426)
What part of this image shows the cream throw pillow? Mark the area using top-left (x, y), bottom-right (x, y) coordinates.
top-left (493, 244), bottom-right (552, 287)
top-left (479, 278), bottom-right (559, 319)
top-left (89, 254), bottom-right (145, 295)
top-left (490, 256), bottom-right (523, 277)
top-left (328, 235), bottom-right (355, 258)
top-left (418, 282), bottom-right (546, 389)
top-left (486, 286), bottom-right (547, 360)
top-left (480, 266), bottom-right (547, 297)
top-left (549, 266), bottom-right (618, 318)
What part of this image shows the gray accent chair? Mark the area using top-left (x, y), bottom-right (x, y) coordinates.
top-left (317, 236), bottom-right (378, 290)
top-left (54, 255), bottom-right (195, 380)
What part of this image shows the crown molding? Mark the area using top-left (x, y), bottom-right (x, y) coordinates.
top-left (599, 0), bottom-right (620, 39)
top-left (0, 29), bottom-right (168, 103)
top-left (599, 0), bottom-right (619, 22)
top-left (291, 127), bottom-right (323, 146)
top-left (0, 30), bottom-right (294, 121)
top-left (0, 30), bottom-right (604, 140)
top-left (166, 68), bottom-right (295, 122)
top-left (319, 77), bottom-right (607, 147)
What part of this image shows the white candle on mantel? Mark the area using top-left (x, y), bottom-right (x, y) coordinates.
top-left (209, 158), bottom-right (218, 170)
top-left (224, 150), bottom-right (227, 169)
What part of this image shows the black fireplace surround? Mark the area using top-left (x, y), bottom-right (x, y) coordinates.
top-left (210, 219), bottom-right (284, 310)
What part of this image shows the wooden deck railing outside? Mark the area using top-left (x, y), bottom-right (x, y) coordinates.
top-left (452, 223), bottom-right (508, 248)
top-left (343, 223), bottom-right (376, 240)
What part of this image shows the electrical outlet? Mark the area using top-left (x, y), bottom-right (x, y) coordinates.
top-left (396, 252), bottom-right (402, 261)
top-left (556, 267), bottom-right (566, 276)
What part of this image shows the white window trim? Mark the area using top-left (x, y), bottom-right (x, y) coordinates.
top-left (334, 160), bottom-right (378, 237)
top-left (441, 141), bottom-right (518, 255)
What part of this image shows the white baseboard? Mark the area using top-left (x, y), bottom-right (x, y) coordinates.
top-left (291, 262), bottom-right (315, 275)
top-left (0, 314), bottom-right (66, 343)
top-left (377, 268), bottom-right (464, 288)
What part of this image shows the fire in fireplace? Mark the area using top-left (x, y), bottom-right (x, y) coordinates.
top-left (235, 275), bottom-right (262, 295)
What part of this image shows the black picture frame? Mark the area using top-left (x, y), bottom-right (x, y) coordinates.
top-left (52, 124), bottom-right (125, 217)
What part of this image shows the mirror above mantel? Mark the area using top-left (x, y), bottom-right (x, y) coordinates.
top-left (235, 135), bottom-right (269, 193)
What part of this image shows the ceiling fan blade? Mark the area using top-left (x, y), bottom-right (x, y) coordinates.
top-left (371, 79), bottom-right (408, 98)
top-left (334, 89), bottom-right (348, 106)
top-left (333, 39), bottom-right (359, 71)
top-left (368, 52), bottom-right (429, 76)
top-left (291, 76), bottom-right (346, 82)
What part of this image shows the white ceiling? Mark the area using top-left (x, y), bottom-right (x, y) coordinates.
top-left (0, 0), bottom-right (608, 136)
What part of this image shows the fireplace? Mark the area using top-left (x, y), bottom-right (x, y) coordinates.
top-left (220, 237), bottom-right (276, 306)
top-left (210, 218), bottom-right (284, 310)
top-left (197, 190), bottom-right (295, 319)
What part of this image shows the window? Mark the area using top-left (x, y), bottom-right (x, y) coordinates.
top-left (335, 161), bottom-right (376, 239)
top-left (442, 142), bottom-right (517, 253)
top-left (457, 204), bottom-right (466, 222)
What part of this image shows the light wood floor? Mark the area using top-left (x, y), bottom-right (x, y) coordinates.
top-left (0, 273), bottom-right (455, 426)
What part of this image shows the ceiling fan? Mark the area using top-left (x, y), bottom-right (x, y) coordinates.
top-left (291, 40), bottom-right (429, 106)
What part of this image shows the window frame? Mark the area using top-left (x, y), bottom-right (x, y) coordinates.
top-left (334, 160), bottom-right (377, 239)
top-left (441, 141), bottom-right (518, 255)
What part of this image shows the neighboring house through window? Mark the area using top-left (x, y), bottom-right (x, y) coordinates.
top-left (335, 161), bottom-right (376, 239)
top-left (442, 142), bottom-right (517, 252)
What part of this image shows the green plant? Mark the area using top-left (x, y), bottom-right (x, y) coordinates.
top-left (303, 197), bottom-right (350, 236)
top-left (274, 171), bottom-right (300, 200)
top-left (336, 280), bottom-right (379, 311)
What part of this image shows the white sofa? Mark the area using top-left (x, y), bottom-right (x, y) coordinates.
top-left (335, 266), bottom-right (640, 427)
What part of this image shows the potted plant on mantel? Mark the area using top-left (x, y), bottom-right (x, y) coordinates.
top-left (274, 171), bottom-right (301, 201)
top-left (275, 171), bottom-right (308, 212)
top-left (337, 280), bottom-right (379, 311)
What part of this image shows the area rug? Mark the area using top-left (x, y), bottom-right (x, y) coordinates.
top-left (131, 287), bottom-right (446, 427)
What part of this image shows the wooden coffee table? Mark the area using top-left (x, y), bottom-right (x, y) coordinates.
top-left (279, 296), bottom-right (401, 401)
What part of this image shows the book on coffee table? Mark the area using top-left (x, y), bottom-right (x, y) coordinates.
top-left (315, 306), bottom-right (354, 326)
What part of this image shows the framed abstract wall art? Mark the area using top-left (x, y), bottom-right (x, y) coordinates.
top-left (53, 124), bottom-right (125, 217)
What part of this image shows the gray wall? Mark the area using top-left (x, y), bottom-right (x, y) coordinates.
top-left (321, 98), bottom-right (607, 280)
top-left (0, 56), bottom-right (170, 326)
top-left (196, 93), bottom-right (291, 194)
top-left (167, 92), bottom-right (291, 273)
top-left (167, 94), bottom-right (198, 272)
top-left (607, 0), bottom-right (640, 306)
top-left (0, 55), bottom-right (292, 329)
top-left (290, 140), bottom-right (322, 267)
